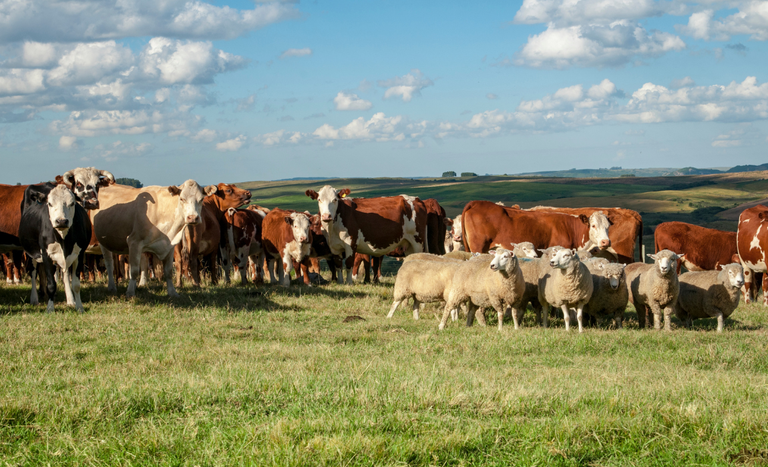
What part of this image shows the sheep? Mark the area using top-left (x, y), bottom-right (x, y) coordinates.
top-left (676, 263), bottom-right (744, 332)
top-left (402, 252), bottom-right (461, 264)
top-left (538, 248), bottom-right (594, 332)
top-left (444, 249), bottom-right (473, 260)
top-left (583, 262), bottom-right (628, 328)
top-left (624, 249), bottom-right (684, 331)
top-left (515, 257), bottom-right (549, 326)
top-left (388, 259), bottom-right (461, 320)
top-left (439, 247), bottom-right (526, 331)
top-left (583, 256), bottom-right (611, 271)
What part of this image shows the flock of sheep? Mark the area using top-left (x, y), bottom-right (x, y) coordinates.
top-left (389, 243), bottom-right (745, 333)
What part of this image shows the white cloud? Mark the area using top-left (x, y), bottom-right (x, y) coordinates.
top-left (279, 48), bottom-right (312, 59)
top-left (50, 109), bottom-right (201, 137)
top-left (486, 93), bottom-right (499, 100)
top-left (712, 139), bottom-right (742, 147)
top-left (58, 135), bottom-right (80, 150)
top-left (216, 135), bottom-right (247, 151)
top-left (333, 91), bottom-right (373, 111)
top-left (677, 1), bottom-right (768, 41)
top-left (670, 76), bottom-right (695, 89)
top-left (191, 129), bottom-right (217, 142)
top-left (0, 0), bottom-right (299, 43)
top-left (513, 0), bottom-right (664, 26)
top-left (378, 69), bottom-right (433, 102)
top-left (313, 112), bottom-right (409, 141)
top-left (255, 129), bottom-right (305, 145)
top-left (93, 140), bottom-right (153, 161)
top-left (139, 38), bottom-right (246, 85)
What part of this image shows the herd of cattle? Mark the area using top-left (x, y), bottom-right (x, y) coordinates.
top-left (1, 167), bottom-right (767, 332)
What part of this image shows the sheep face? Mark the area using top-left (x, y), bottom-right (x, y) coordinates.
top-left (538, 245), bottom-right (564, 262)
top-left (549, 248), bottom-right (577, 269)
top-left (603, 263), bottom-right (625, 290)
top-left (647, 249), bottom-right (683, 276)
top-left (489, 248), bottom-right (517, 272)
top-left (722, 263), bottom-right (745, 288)
top-left (513, 242), bottom-right (538, 258)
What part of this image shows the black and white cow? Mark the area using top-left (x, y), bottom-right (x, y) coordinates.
top-left (19, 184), bottom-right (91, 312)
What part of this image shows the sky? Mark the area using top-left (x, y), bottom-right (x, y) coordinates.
top-left (1, 0), bottom-right (768, 185)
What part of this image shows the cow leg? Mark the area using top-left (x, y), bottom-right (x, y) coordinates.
top-left (372, 256), bottom-right (382, 284)
top-left (174, 243), bottom-right (184, 288)
top-left (344, 254), bottom-right (355, 285)
top-left (29, 265), bottom-right (39, 306)
top-left (71, 258), bottom-right (84, 313)
top-left (219, 244), bottom-right (232, 284)
top-left (125, 244), bottom-right (142, 298)
top-left (102, 247), bottom-right (117, 293)
top-left (139, 253), bottom-right (150, 287)
top-left (207, 252), bottom-right (219, 285)
top-left (300, 259), bottom-right (312, 286)
top-left (61, 261), bottom-right (75, 307)
top-left (43, 258), bottom-right (57, 313)
top-left (12, 250), bottom-right (23, 284)
top-left (762, 273), bottom-right (768, 307)
top-left (161, 252), bottom-right (179, 298)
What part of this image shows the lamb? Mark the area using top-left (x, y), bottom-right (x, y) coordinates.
top-left (439, 247), bottom-right (526, 331)
top-left (388, 259), bottom-right (462, 320)
top-left (583, 262), bottom-right (628, 328)
top-left (676, 263), bottom-right (744, 332)
top-left (538, 248), bottom-right (594, 332)
top-left (624, 249), bottom-right (684, 331)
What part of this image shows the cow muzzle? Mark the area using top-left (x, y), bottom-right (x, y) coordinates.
top-left (83, 199), bottom-right (99, 210)
top-left (599, 239), bottom-right (611, 249)
top-left (55, 218), bottom-right (69, 229)
top-left (186, 215), bottom-right (200, 225)
top-left (298, 235), bottom-right (309, 244)
top-left (321, 214), bottom-right (333, 222)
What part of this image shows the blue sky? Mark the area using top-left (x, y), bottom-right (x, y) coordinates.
top-left (1, 0), bottom-right (767, 185)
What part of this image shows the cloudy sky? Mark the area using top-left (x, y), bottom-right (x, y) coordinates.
top-left (1, 0), bottom-right (767, 185)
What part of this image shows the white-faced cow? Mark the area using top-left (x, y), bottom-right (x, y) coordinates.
top-left (305, 186), bottom-right (428, 284)
top-left (737, 205), bottom-right (768, 305)
top-left (90, 180), bottom-right (216, 298)
top-left (261, 208), bottom-right (312, 287)
top-left (19, 184), bottom-right (91, 312)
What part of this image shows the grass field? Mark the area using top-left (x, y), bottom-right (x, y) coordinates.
top-left (3, 275), bottom-right (768, 466)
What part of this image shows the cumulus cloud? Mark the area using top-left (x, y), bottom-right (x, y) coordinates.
top-left (216, 135), bottom-right (247, 151)
top-left (279, 48), bottom-right (312, 59)
top-left (191, 128), bottom-right (217, 142)
top-left (50, 109), bottom-right (201, 137)
top-left (333, 91), bottom-right (373, 111)
top-left (486, 93), bottom-right (499, 100)
top-left (670, 76), bottom-right (695, 89)
top-left (313, 113), bottom-right (413, 142)
top-left (677, 2), bottom-right (768, 41)
top-left (92, 141), bottom-right (153, 161)
top-left (513, 0), bottom-right (664, 26)
top-left (0, 0), bottom-right (299, 43)
top-left (255, 129), bottom-right (305, 145)
top-left (58, 135), bottom-right (80, 150)
top-left (378, 69), bottom-right (433, 102)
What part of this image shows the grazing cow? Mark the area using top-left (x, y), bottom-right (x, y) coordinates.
top-left (261, 208), bottom-right (312, 287)
top-left (737, 205), bottom-right (768, 305)
top-left (462, 201), bottom-right (612, 254)
top-left (305, 186), bottom-right (428, 284)
top-left (444, 214), bottom-right (464, 253)
top-left (221, 207), bottom-right (266, 285)
top-left (90, 180), bottom-right (216, 298)
top-left (528, 206), bottom-right (642, 263)
top-left (654, 222), bottom-right (737, 274)
top-left (423, 198), bottom-right (448, 255)
top-left (19, 184), bottom-right (91, 312)
top-left (174, 183), bottom-right (252, 287)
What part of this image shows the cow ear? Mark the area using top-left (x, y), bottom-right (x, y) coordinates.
top-left (579, 214), bottom-right (589, 224)
top-left (443, 218), bottom-right (453, 226)
top-left (168, 185), bottom-right (181, 196)
top-left (204, 185), bottom-right (217, 196)
top-left (339, 188), bottom-right (351, 198)
top-left (305, 189), bottom-right (319, 200)
top-left (31, 191), bottom-right (47, 204)
top-left (55, 175), bottom-right (65, 185)
top-left (284, 216), bottom-right (292, 225)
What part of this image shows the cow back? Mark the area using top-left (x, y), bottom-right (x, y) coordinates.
top-left (738, 205), bottom-right (768, 272)
top-left (655, 221), bottom-right (736, 271)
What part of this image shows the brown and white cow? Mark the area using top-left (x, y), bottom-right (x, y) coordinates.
top-left (91, 180), bottom-right (216, 297)
top-left (295, 214), bottom-right (342, 285)
top-left (305, 186), bottom-right (428, 284)
top-left (444, 214), bottom-right (464, 253)
top-left (528, 206), bottom-right (642, 263)
top-left (221, 206), bottom-right (266, 285)
top-left (737, 205), bottom-right (768, 305)
top-left (654, 222), bottom-right (736, 274)
top-left (462, 200), bottom-right (612, 254)
top-left (261, 208), bottom-right (312, 287)
top-left (174, 183), bottom-right (251, 287)
top-left (423, 198), bottom-right (448, 255)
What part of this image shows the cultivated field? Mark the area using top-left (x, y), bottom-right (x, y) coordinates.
top-left (2, 275), bottom-right (768, 466)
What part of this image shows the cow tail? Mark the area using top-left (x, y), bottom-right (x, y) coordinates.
top-left (461, 213), bottom-right (470, 252)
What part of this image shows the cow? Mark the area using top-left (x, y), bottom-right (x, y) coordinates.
top-left (174, 183), bottom-right (252, 287)
top-left (1, 251), bottom-right (23, 284)
top-left (260, 208), bottom-right (312, 287)
top-left (90, 180), bottom-right (216, 298)
top-left (461, 200), bottom-right (612, 255)
top-left (221, 207), bottom-right (266, 285)
top-left (305, 186), bottom-right (428, 284)
top-left (444, 214), bottom-right (464, 253)
top-left (19, 184), bottom-right (91, 312)
top-left (423, 198), bottom-right (448, 255)
top-left (296, 214), bottom-right (342, 285)
top-left (654, 222), bottom-right (737, 274)
top-left (529, 206), bottom-right (642, 263)
top-left (737, 205), bottom-right (768, 305)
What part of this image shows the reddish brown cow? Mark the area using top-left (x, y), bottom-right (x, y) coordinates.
top-left (221, 207), bottom-right (266, 285)
top-left (529, 206), bottom-right (642, 263)
top-left (305, 186), bottom-right (428, 284)
top-left (174, 183), bottom-right (251, 287)
top-left (295, 214), bottom-right (343, 285)
top-left (737, 205), bottom-right (768, 305)
top-left (462, 201), bottom-right (613, 254)
top-left (261, 208), bottom-right (312, 287)
top-left (423, 198), bottom-right (448, 255)
top-left (654, 222), bottom-right (736, 274)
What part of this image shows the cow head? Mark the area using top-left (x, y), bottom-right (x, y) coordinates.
top-left (57, 167), bottom-right (115, 210)
top-left (210, 183), bottom-right (252, 211)
top-left (286, 212), bottom-right (311, 244)
top-left (451, 215), bottom-right (463, 243)
top-left (584, 211), bottom-right (612, 250)
top-left (168, 180), bottom-right (216, 225)
top-left (488, 247), bottom-right (517, 273)
top-left (602, 263), bottom-right (625, 290)
top-left (37, 185), bottom-right (77, 238)
top-left (305, 185), bottom-right (350, 223)
top-left (647, 249), bottom-right (683, 276)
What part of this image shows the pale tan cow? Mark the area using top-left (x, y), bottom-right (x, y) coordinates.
top-left (90, 180), bottom-right (216, 298)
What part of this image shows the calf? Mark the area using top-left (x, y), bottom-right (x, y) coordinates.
top-left (261, 208), bottom-right (312, 287)
top-left (221, 207), bottom-right (266, 285)
top-left (19, 184), bottom-right (91, 312)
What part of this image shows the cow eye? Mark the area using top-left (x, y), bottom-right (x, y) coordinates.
top-left (76, 182), bottom-right (83, 188)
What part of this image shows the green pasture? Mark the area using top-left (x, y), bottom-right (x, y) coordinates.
top-left (2, 275), bottom-right (768, 466)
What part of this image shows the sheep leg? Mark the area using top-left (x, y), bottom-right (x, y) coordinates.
top-left (511, 307), bottom-right (522, 330)
top-left (561, 305), bottom-right (571, 331)
top-left (386, 300), bottom-right (402, 318)
top-left (451, 307), bottom-right (458, 322)
top-left (412, 299), bottom-right (420, 320)
top-left (541, 304), bottom-right (549, 328)
top-left (716, 312), bottom-right (724, 332)
top-left (663, 306), bottom-right (673, 331)
top-left (576, 306), bottom-right (584, 333)
top-left (503, 306), bottom-right (512, 321)
top-left (495, 305), bottom-right (504, 331)
top-left (474, 306), bottom-right (488, 327)
top-left (636, 304), bottom-right (646, 329)
top-left (685, 317), bottom-right (693, 329)
top-left (440, 298), bottom-right (459, 330)
top-left (466, 303), bottom-right (478, 327)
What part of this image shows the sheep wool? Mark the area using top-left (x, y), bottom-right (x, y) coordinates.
top-left (676, 263), bottom-right (744, 332)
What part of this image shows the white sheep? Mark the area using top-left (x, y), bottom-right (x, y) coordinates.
top-left (439, 247), bottom-right (526, 331)
top-left (388, 259), bottom-right (462, 320)
top-left (676, 263), bottom-right (744, 332)
top-left (444, 250), bottom-right (474, 260)
top-left (624, 249), bottom-right (684, 331)
top-left (538, 248), bottom-right (594, 332)
top-left (515, 257), bottom-right (549, 326)
top-left (583, 262), bottom-right (628, 328)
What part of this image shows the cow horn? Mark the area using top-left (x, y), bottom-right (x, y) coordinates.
top-left (62, 170), bottom-right (75, 187)
top-left (99, 170), bottom-right (115, 184)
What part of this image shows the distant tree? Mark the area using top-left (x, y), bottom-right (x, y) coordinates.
top-left (442, 171), bottom-right (456, 177)
top-left (620, 174), bottom-right (636, 178)
top-left (116, 177), bottom-right (143, 188)
top-left (460, 172), bottom-right (477, 177)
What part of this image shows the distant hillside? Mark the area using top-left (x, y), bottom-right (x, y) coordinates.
top-left (516, 166), bottom-right (727, 178)
top-left (727, 163), bottom-right (768, 173)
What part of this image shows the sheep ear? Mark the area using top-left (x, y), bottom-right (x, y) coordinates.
top-left (676, 254), bottom-right (685, 260)
top-left (647, 253), bottom-right (657, 260)
top-left (509, 242), bottom-right (517, 248)
top-left (488, 250), bottom-right (497, 256)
